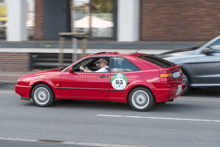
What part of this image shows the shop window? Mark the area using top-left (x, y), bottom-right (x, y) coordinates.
top-left (0, 0), bottom-right (6, 38)
top-left (27, 0), bottom-right (35, 39)
top-left (70, 0), bottom-right (114, 38)
top-left (0, 0), bottom-right (35, 39)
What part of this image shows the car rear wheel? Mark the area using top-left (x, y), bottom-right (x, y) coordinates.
top-left (129, 87), bottom-right (155, 111)
top-left (183, 72), bottom-right (190, 94)
top-left (31, 84), bottom-right (54, 107)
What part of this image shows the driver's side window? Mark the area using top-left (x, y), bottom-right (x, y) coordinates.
top-left (72, 57), bottom-right (110, 72)
top-left (76, 58), bottom-right (93, 67)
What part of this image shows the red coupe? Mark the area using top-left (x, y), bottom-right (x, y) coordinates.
top-left (15, 52), bottom-right (185, 111)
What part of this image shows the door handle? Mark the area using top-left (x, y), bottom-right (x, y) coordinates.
top-left (99, 75), bottom-right (109, 78)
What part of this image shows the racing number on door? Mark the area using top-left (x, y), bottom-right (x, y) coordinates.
top-left (116, 80), bottom-right (123, 85)
top-left (111, 73), bottom-right (128, 90)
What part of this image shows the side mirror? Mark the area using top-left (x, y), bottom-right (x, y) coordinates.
top-left (203, 47), bottom-right (215, 55)
top-left (69, 67), bottom-right (73, 73)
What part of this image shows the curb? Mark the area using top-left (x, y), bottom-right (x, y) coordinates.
top-left (0, 81), bottom-right (17, 84)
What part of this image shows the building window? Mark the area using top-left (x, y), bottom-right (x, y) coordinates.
top-left (0, 0), bottom-right (35, 39)
top-left (71, 0), bottom-right (114, 38)
top-left (27, 0), bottom-right (35, 39)
top-left (0, 0), bottom-right (6, 38)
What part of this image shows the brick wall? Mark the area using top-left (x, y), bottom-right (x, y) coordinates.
top-left (34, 0), bottom-right (44, 39)
top-left (141, 0), bottom-right (220, 41)
top-left (0, 53), bottom-right (30, 72)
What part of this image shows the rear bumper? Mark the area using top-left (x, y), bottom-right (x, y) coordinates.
top-left (15, 85), bottom-right (32, 99)
top-left (152, 83), bottom-right (186, 103)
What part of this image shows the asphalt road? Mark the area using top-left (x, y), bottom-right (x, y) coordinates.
top-left (0, 84), bottom-right (220, 147)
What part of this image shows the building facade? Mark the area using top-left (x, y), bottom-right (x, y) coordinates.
top-left (1, 0), bottom-right (220, 72)
top-left (2, 0), bottom-right (220, 42)
top-left (140, 0), bottom-right (220, 41)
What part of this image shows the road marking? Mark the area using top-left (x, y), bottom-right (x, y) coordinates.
top-left (0, 137), bottom-right (149, 147)
top-left (97, 114), bottom-right (220, 123)
top-left (179, 97), bottom-right (220, 102)
top-left (0, 137), bottom-right (36, 142)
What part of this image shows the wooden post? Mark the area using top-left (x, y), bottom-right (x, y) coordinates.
top-left (58, 37), bottom-right (64, 67)
top-left (72, 38), bottom-right (77, 63)
top-left (81, 38), bottom-right (87, 57)
top-left (58, 32), bottom-right (88, 67)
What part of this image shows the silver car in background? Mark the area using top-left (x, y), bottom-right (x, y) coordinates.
top-left (157, 35), bottom-right (220, 93)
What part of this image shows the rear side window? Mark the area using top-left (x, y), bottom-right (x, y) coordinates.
top-left (111, 57), bottom-right (140, 72)
top-left (138, 55), bottom-right (173, 68)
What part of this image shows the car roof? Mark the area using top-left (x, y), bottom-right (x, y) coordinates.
top-left (86, 52), bottom-right (146, 58)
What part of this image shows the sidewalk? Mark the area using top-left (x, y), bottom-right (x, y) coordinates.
top-left (0, 39), bottom-right (205, 49)
top-left (0, 47), bottom-right (167, 84)
top-left (0, 40), bottom-right (206, 84)
top-left (0, 47), bottom-right (171, 84)
top-left (0, 72), bottom-right (32, 84)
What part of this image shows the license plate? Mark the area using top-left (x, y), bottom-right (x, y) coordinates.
top-left (176, 85), bottom-right (182, 95)
top-left (173, 71), bottom-right (180, 79)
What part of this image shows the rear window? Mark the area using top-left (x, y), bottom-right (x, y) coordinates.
top-left (111, 57), bottom-right (141, 72)
top-left (138, 55), bottom-right (174, 68)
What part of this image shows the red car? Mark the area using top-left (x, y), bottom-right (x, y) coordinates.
top-left (15, 52), bottom-right (185, 111)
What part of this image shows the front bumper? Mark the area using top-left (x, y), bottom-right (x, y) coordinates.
top-left (15, 85), bottom-right (32, 99)
top-left (151, 83), bottom-right (186, 103)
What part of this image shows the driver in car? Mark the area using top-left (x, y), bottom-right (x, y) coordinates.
top-left (79, 58), bottom-right (109, 72)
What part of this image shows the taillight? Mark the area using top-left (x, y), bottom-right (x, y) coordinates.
top-left (179, 69), bottom-right (183, 76)
top-left (160, 73), bottom-right (173, 81)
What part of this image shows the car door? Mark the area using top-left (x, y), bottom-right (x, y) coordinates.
top-left (60, 57), bottom-right (111, 99)
top-left (187, 39), bottom-right (220, 85)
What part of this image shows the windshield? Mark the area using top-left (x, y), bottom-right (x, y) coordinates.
top-left (198, 35), bottom-right (220, 49)
top-left (209, 39), bottom-right (220, 50)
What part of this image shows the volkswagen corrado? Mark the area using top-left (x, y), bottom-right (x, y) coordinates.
top-left (15, 52), bottom-right (185, 111)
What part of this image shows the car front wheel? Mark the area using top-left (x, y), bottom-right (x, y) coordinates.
top-left (129, 87), bottom-right (155, 111)
top-left (31, 84), bottom-right (54, 107)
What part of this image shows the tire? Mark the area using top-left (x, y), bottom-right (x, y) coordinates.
top-left (31, 84), bottom-right (55, 107)
top-left (129, 87), bottom-right (155, 111)
top-left (182, 72), bottom-right (190, 94)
